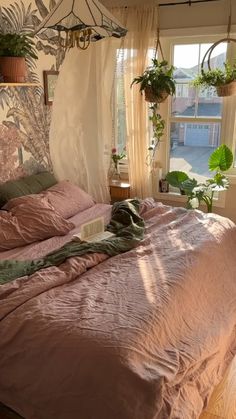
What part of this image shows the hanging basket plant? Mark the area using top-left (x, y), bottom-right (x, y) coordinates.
top-left (131, 59), bottom-right (176, 103)
top-left (193, 38), bottom-right (236, 97)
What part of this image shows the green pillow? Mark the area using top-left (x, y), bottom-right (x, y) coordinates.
top-left (0, 172), bottom-right (57, 208)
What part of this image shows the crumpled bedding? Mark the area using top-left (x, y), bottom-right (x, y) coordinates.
top-left (0, 200), bottom-right (236, 419)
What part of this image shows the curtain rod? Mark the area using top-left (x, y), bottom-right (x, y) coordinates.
top-left (159, 0), bottom-right (222, 7)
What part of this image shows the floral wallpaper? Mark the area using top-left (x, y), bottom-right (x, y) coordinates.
top-left (0, 0), bottom-right (64, 183)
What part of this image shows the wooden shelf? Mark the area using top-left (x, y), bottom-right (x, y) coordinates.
top-left (0, 83), bottom-right (40, 87)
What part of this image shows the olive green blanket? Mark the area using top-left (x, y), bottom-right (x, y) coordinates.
top-left (0, 199), bottom-right (144, 285)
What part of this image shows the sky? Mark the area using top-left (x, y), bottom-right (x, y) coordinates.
top-left (173, 43), bottom-right (227, 69)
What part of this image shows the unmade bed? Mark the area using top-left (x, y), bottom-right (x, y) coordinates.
top-left (0, 177), bottom-right (236, 419)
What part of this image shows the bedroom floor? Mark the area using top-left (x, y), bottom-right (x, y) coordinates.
top-left (0, 357), bottom-right (235, 419)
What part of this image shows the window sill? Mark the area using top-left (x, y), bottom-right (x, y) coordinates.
top-left (155, 191), bottom-right (186, 203)
top-left (155, 191), bottom-right (226, 209)
top-left (228, 174), bottom-right (236, 185)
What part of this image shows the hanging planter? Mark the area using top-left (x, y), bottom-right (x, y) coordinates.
top-left (216, 79), bottom-right (236, 97)
top-left (131, 59), bottom-right (176, 104)
top-left (193, 37), bottom-right (236, 97)
top-left (144, 86), bottom-right (169, 103)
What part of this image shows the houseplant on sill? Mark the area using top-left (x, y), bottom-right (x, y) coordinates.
top-left (0, 32), bottom-right (38, 83)
top-left (193, 61), bottom-right (236, 97)
top-left (131, 59), bottom-right (176, 103)
top-left (166, 144), bottom-right (233, 213)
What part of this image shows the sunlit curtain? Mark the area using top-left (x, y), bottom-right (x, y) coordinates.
top-left (113, 7), bottom-right (158, 198)
top-left (221, 95), bottom-right (236, 168)
top-left (50, 39), bottom-right (117, 203)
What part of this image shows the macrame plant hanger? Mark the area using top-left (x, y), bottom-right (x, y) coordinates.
top-left (144, 25), bottom-right (168, 103)
top-left (200, 0), bottom-right (236, 97)
top-left (146, 17), bottom-right (167, 168)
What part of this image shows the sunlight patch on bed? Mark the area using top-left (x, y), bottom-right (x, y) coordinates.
top-left (137, 254), bottom-right (168, 304)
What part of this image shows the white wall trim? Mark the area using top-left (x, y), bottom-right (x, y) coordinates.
top-left (160, 25), bottom-right (236, 38)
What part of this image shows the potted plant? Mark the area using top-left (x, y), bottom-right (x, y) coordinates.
top-left (111, 147), bottom-right (126, 180)
top-left (0, 33), bottom-right (38, 83)
top-left (193, 61), bottom-right (236, 97)
top-left (166, 144), bottom-right (233, 212)
top-left (131, 59), bottom-right (176, 103)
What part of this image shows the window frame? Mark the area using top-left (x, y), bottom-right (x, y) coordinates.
top-left (155, 33), bottom-right (236, 204)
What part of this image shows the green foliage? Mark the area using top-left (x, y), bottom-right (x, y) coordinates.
top-left (208, 144), bottom-right (233, 172)
top-left (148, 103), bottom-right (165, 149)
top-left (0, 33), bottom-right (38, 59)
top-left (166, 171), bottom-right (189, 188)
top-left (131, 59), bottom-right (176, 99)
top-left (193, 62), bottom-right (236, 88)
top-left (166, 144), bottom-right (233, 212)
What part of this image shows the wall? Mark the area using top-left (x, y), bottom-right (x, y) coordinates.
top-left (104, 0), bottom-right (236, 29)
top-left (0, 0), bottom-right (64, 182)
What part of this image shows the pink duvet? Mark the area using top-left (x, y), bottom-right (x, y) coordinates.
top-left (0, 201), bottom-right (236, 419)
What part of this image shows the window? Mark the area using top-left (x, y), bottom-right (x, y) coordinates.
top-left (113, 47), bottom-right (154, 155)
top-left (114, 48), bottom-right (127, 155)
top-left (169, 41), bottom-right (227, 182)
top-left (112, 36), bottom-right (236, 181)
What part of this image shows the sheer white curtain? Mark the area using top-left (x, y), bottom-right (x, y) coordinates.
top-left (50, 7), bottom-right (158, 202)
top-left (50, 39), bottom-right (118, 203)
top-left (113, 7), bottom-right (158, 198)
top-left (221, 95), bottom-right (236, 171)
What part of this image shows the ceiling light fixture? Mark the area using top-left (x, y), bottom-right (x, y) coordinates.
top-left (35, 0), bottom-right (127, 50)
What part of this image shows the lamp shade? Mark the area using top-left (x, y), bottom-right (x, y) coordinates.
top-left (35, 0), bottom-right (127, 41)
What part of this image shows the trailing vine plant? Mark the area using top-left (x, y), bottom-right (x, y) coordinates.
top-left (147, 103), bottom-right (165, 167)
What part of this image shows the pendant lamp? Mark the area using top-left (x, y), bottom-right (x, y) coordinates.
top-left (35, 0), bottom-right (127, 50)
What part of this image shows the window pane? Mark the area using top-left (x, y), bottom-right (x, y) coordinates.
top-left (172, 84), bottom-right (196, 117)
top-left (172, 43), bottom-right (227, 118)
top-left (200, 42), bottom-right (227, 71)
top-left (196, 42), bottom-right (227, 117)
top-left (115, 49), bottom-right (127, 154)
top-left (170, 122), bottom-right (221, 181)
top-left (173, 44), bottom-right (200, 75)
top-left (172, 44), bottom-right (199, 117)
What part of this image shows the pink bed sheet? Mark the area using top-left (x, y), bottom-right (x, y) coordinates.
top-left (0, 203), bottom-right (112, 261)
top-left (0, 201), bottom-right (236, 419)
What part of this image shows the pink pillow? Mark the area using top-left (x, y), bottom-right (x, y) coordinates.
top-left (41, 180), bottom-right (95, 219)
top-left (0, 195), bottom-right (74, 250)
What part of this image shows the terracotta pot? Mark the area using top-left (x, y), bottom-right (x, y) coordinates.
top-left (0, 56), bottom-right (27, 83)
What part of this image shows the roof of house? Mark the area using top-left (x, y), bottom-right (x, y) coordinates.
top-left (179, 102), bottom-right (221, 117)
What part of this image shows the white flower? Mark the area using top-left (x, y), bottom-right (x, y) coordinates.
top-left (193, 185), bottom-right (205, 193)
top-left (189, 197), bottom-right (199, 209)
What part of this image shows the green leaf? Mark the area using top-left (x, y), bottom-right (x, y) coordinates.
top-left (181, 178), bottom-right (198, 193)
top-left (166, 171), bottom-right (189, 188)
top-left (208, 144), bottom-right (233, 172)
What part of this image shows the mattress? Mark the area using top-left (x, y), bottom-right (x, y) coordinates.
top-left (0, 201), bottom-right (236, 419)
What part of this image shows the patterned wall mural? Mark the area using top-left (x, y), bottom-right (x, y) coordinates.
top-left (0, 0), bottom-right (64, 183)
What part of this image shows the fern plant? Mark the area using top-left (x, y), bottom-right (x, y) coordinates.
top-left (0, 33), bottom-right (38, 59)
